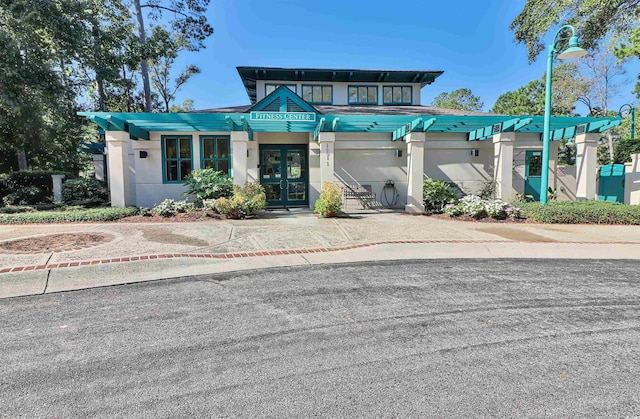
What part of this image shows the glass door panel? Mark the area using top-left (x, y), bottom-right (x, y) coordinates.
top-left (259, 145), bottom-right (308, 207)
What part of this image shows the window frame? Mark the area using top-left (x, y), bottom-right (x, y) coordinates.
top-left (161, 135), bottom-right (193, 184)
top-left (265, 83), bottom-right (297, 96)
top-left (348, 85), bottom-right (378, 105)
top-left (301, 84), bottom-right (333, 104)
top-left (199, 135), bottom-right (232, 176)
top-left (382, 85), bottom-right (413, 105)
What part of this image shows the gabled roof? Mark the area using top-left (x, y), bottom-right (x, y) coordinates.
top-left (237, 66), bottom-right (445, 103)
top-left (247, 85), bottom-right (319, 114)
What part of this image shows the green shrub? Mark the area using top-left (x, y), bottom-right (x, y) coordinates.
top-left (3, 186), bottom-right (48, 205)
top-left (445, 195), bottom-right (522, 220)
top-left (152, 199), bottom-right (195, 217)
top-left (214, 181), bottom-right (266, 219)
top-left (2, 171), bottom-right (65, 199)
top-left (516, 200), bottom-right (640, 224)
top-left (422, 179), bottom-right (457, 213)
top-left (61, 178), bottom-right (109, 206)
top-left (314, 182), bottom-right (343, 217)
top-left (0, 207), bottom-right (139, 224)
top-left (183, 169), bottom-right (234, 205)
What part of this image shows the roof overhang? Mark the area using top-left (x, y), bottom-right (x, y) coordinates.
top-left (237, 67), bottom-right (445, 103)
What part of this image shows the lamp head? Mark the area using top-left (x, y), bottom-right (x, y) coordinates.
top-left (557, 36), bottom-right (588, 59)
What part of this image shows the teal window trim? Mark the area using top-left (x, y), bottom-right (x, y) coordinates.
top-left (348, 85), bottom-right (378, 105)
top-left (265, 83), bottom-right (297, 96)
top-left (302, 84), bottom-right (333, 104)
top-left (161, 135), bottom-right (193, 184)
top-left (383, 85), bottom-right (413, 105)
top-left (199, 135), bottom-right (231, 176)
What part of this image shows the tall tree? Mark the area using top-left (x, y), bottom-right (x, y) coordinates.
top-left (133, 0), bottom-right (213, 111)
top-left (430, 88), bottom-right (484, 112)
top-left (0, 0), bottom-right (83, 169)
top-left (491, 63), bottom-right (589, 116)
top-left (615, 26), bottom-right (640, 97)
top-left (148, 28), bottom-right (201, 112)
top-left (511, 0), bottom-right (640, 63)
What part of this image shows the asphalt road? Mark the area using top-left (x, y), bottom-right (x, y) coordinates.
top-left (2, 259), bottom-right (640, 417)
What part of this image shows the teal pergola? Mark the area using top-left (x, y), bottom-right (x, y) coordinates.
top-left (78, 111), bottom-right (621, 142)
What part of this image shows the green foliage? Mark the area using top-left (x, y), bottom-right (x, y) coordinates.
top-left (490, 63), bottom-right (588, 116)
top-left (314, 182), bottom-right (344, 217)
top-left (152, 199), bottom-right (194, 217)
top-left (516, 200), bottom-right (640, 224)
top-left (61, 178), bottom-right (109, 207)
top-left (615, 27), bottom-right (640, 97)
top-left (478, 179), bottom-right (497, 200)
top-left (3, 187), bottom-right (48, 206)
top-left (183, 169), bottom-right (234, 205)
top-left (214, 182), bottom-right (266, 219)
top-left (3, 171), bottom-right (56, 197)
top-left (430, 88), bottom-right (484, 112)
top-left (511, 0), bottom-right (640, 64)
top-left (0, 207), bottom-right (139, 224)
top-left (444, 195), bottom-right (522, 220)
top-left (422, 179), bottom-right (457, 213)
top-left (613, 137), bottom-right (640, 164)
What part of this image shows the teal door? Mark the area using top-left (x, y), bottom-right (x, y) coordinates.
top-left (598, 164), bottom-right (625, 203)
top-left (524, 150), bottom-right (542, 201)
top-left (259, 144), bottom-right (308, 207)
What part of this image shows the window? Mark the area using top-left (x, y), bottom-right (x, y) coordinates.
top-left (162, 136), bottom-right (192, 183)
top-left (383, 86), bottom-right (412, 105)
top-left (302, 85), bottom-right (332, 104)
top-left (200, 135), bottom-right (231, 176)
top-left (265, 84), bottom-right (297, 96)
top-left (348, 86), bottom-right (378, 104)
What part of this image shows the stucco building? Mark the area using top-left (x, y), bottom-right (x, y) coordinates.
top-left (79, 67), bottom-right (621, 212)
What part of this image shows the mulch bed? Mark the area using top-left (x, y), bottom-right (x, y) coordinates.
top-left (0, 233), bottom-right (115, 254)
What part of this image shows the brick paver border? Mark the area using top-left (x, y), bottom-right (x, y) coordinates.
top-left (1, 238), bottom-right (638, 275)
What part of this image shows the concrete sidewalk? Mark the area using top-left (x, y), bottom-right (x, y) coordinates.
top-left (1, 209), bottom-right (639, 299)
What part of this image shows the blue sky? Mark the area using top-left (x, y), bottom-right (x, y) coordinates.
top-left (175, 0), bottom-right (639, 116)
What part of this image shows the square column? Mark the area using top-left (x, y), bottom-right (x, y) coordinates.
top-left (492, 132), bottom-right (514, 201)
top-left (625, 154), bottom-right (640, 205)
top-left (575, 133), bottom-right (599, 200)
top-left (106, 130), bottom-right (132, 207)
top-left (318, 132), bottom-right (335, 184)
top-left (231, 131), bottom-right (249, 187)
top-left (405, 132), bottom-right (425, 214)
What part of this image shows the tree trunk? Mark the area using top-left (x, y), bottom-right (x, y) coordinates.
top-left (606, 130), bottom-right (614, 162)
top-left (134, 0), bottom-right (151, 112)
top-left (17, 150), bottom-right (28, 171)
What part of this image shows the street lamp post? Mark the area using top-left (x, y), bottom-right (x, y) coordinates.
top-left (619, 104), bottom-right (636, 140)
top-left (540, 25), bottom-right (588, 205)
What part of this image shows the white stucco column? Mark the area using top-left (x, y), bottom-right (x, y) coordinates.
top-left (231, 131), bottom-right (249, 187)
top-left (625, 154), bottom-right (640, 205)
top-left (405, 132), bottom-right (425, 214)
top-left (106, 130), bottom-right (131, 207)
top-left (318, 132), bottom-right (335, 185)
top-left (93, 154), bottom-right (106, 181)
top-left (51, 174), bottom-right (65, 203)
top-left (575, 133), bottom-right (599, 200)
top-left (492, 132), bottom-right (514, 201)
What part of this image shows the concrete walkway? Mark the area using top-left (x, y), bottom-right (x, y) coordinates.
top-left (1, 209), bottom-right (639, 299)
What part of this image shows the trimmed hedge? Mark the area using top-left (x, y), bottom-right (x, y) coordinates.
top-left (517, 201), bottom-right (640, 225)
top-left (61, 178), bottom-right (109, 206)
top-left (0, 207), bottom-right (139, 224)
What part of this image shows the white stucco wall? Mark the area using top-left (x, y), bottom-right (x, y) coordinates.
top-left (423, 133), bottom-right (493, 196)
top-left (334, 133), bottom-right (408, 208)
top-left (255, 80), bottom-right (421, 105)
